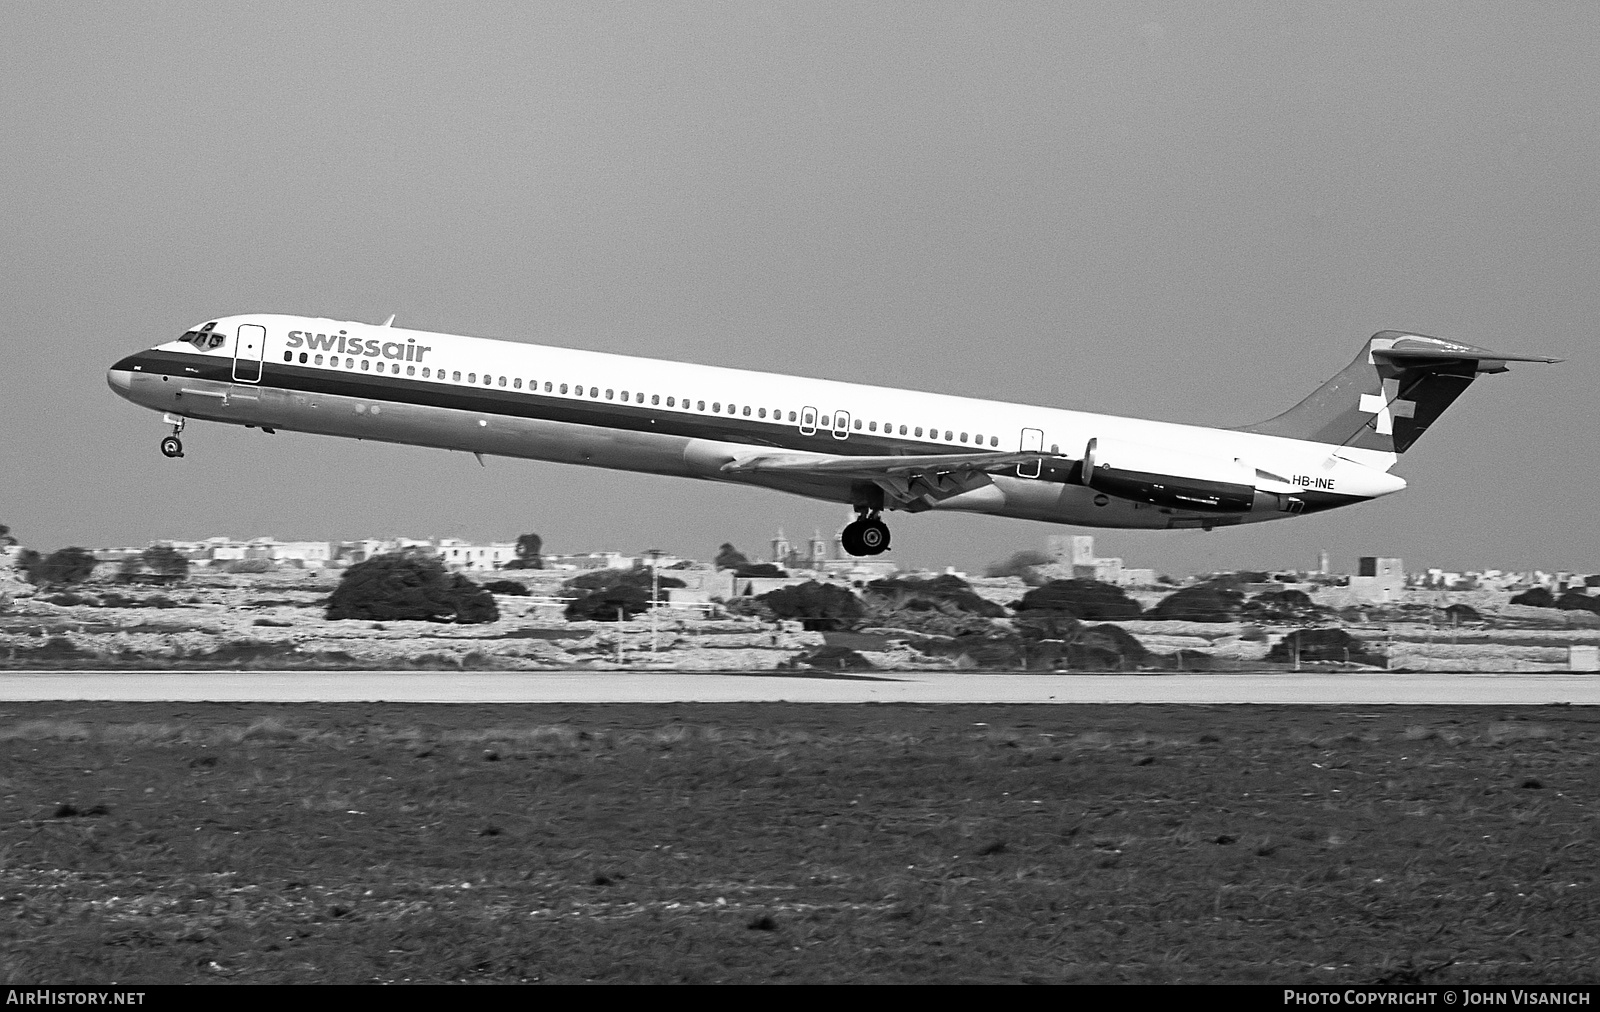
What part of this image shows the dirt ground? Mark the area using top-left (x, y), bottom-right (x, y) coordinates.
top-left (2, 702), bottom-right (1595, 984)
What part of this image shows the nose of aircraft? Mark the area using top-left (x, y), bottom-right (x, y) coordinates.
top-left (106, 366), bottom-right (133, 393)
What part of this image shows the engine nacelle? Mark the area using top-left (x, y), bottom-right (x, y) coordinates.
top-left (1080, 437), bottom-right (1257, 513)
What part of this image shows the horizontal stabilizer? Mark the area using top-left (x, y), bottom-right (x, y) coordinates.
top-left (1371, 335), bottom-right (1560, 369)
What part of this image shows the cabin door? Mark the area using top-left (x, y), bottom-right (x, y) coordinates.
top-left (1017, 427), bottom-right (1044, 478)
top-left (232, 324), bottom-right (266, 383)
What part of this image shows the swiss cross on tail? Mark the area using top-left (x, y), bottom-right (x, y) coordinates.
top-left (1358, 379), bottom-right (1417, 436)
top-left (1238, 331), bottom-right (1559, 455)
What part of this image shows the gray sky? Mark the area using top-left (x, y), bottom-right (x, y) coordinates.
top-left (3, 2), bottom-right (1594, 576)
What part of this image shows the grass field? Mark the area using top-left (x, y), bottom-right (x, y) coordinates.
top-left (2, 703), bottom-right (1596, 984)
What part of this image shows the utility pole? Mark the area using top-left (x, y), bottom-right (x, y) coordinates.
top-left (646, 548), bottom-right (665, 654)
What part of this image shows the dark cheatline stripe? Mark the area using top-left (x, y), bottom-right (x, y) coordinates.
top-left (118, 350), bottom-right (1061, 475)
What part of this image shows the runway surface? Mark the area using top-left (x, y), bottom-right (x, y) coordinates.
top-left (1, 669), bottom-right (1597, 704)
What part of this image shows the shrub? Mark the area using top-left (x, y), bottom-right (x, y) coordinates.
top-left (565, 568), bottom-right (683, 595)
top-left (564, 584), bottom-right (651, 622)
top-left (511, 533), bottom-right (544, 569)
top-left (1441, 603), bottom-right (1480, 623)
top-left (1013, 579), bottom-right (1141, 621)
top-left (1149, 583), bottom-right (1245, 622)
top-left (326, 551), bottom-right (499, 623)
top-left (120, 545), bottom-right (191, 584)
top-left (561, 568), bottom-right (685, 622)
top-left (714, 543), bottom-right (751, 571)
top-left (758, 581), bottom-right (865, 631)
top-left (734, 563), bottom-right (786, 578)
top-left (864, 574), bottom-right (1006, 619)
top-left (782, 645), bottom-right (874, 671)
top-left (1510, 587), bottom-right (1557, 608)
top-left (1556, 592), bottom-right (1600, 615)
top-left (25, 548), bottom-right (98, 587)
top-left (1068, 623), bottom-right (1151, 670)
top-left (481, 580), bottom-right (530, 596)
top-left (984, 550), bottom-right (1053, 579)
top-left (1243, 589), bottom-right (1322, 622)
top-left (1266, 628), bottom-right (1385, 666)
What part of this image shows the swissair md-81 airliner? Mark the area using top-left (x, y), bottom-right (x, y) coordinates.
top-left (106, 316), bottom-right (1556, 556)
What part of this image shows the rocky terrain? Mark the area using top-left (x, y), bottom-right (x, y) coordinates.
top-left (2, 568), bottom-right (1598, 672)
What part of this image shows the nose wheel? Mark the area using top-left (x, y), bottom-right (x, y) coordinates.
top-left (160, 415), bottom-right (186, 458)
top-left (841, 514), bottom-right (891, 557)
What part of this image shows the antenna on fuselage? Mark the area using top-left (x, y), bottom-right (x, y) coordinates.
top-left (379, 314), bottom-right (396, 327)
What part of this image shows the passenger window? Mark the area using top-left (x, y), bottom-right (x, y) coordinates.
top-left (485, 375), bottom-right (493, 385)
top-left (513, 378), bottom-right (522, 389)
top-left (453, 371), bottom-right (461, 381)
top-left (899, 425), bottom-right (907, 435)
top-left (821, 416), bottom-right (830, 427)
top-left (990, 436), bottom-right (998, 447)
top-left (315, 355), bottom-right (324, 366)
top-left (960, 433), bottom-right (968, 443)
top-left (713, 402), bottom-right (721, 412)
top-left (652, 395), bottom-right (660, 405)
top-left (544, 382), bottom-right (552, 392)
top-left (559, 383), bottom-right (568, 394)
top-left (853, 419), bottom-right (862, 430)
top-left (606, 389), bottom-right (614, 400)
top-left (361, 360), bottom-right (370, 371)
top-left (944, 430), bottom-right (952, 441)
top-left (666, 396), bottom-right (674, 407)
top-left (788, 411), bottom-right (796, 422)
top-left (758, 408), bottom-right (766, 418)
top-left (915, 427), bottom-right (922, 437)
top-left (407, 366), bottom-right (415, 376)
top-left (620, 390), bottom-right (628, 401)
top-left (498, 376), bottom-right (506, 387)
top-left (697, 401), bottom-right (705, 411)
top-left (742, 406), bottom-right (750, 416)
top-left (298, 352), bottom-right (308, 364)
top-left (589, 387), bottom-right (598, 397)
top-left (868, 421), bottom-right (877, 432)
top-left (283, 352), bottom-right (292, 362)
top-left (636, 393), bottom-right (644, 403)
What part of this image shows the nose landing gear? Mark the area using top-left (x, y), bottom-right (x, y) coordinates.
top-left (159, 414), bottom-right (185, 458)
top-left (840, 513), bottom-right (891, 557)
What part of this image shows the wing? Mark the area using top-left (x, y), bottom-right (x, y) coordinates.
top-left (721, 449), bottom-right (1058, 511)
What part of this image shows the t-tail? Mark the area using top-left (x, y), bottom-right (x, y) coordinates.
top-left (1238, 331), bottom-right (1559, 454)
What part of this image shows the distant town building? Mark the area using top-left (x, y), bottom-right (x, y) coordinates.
top-left (768, 527), bottom-right (834, 570)
top-left (1348, 556), bottom-right (1405, 603)
top-left (1045, 535), bottom-right (1155, 586)
top-left (542, 551), bottom-right (636, 572)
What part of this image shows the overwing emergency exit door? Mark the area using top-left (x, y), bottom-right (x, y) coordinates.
top-left (1018, 427), bottom-right (1044, 478)
top-left (232, 324), bottom-right (266, 383)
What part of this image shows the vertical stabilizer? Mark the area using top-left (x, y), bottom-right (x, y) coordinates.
top-left (1238, 332), bottom-right (1558, 454)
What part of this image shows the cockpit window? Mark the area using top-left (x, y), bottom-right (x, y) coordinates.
top-left (178, 322), bottom-right (224, 349)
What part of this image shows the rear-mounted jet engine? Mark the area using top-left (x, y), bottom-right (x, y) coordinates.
top-left (1080, 436), bottom-right (1258, 513)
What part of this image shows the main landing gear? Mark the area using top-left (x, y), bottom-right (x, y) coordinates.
top-left (159, 415), bottom-right (185, 459)
top-left (840, 512), bottom-right (891, 557)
